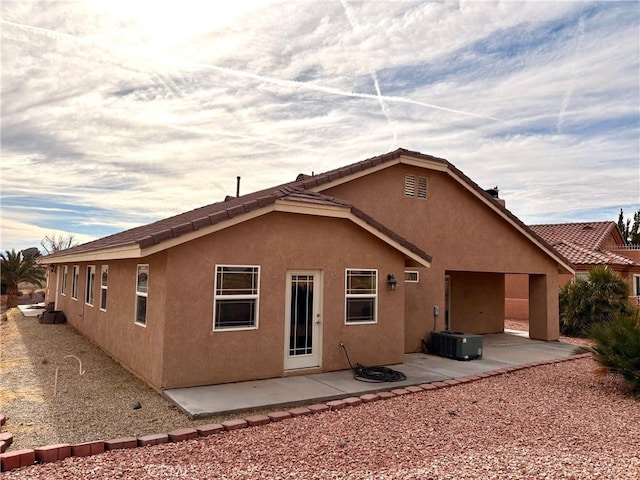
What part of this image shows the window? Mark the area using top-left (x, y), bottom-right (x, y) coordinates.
top-left (71, 266), bottom-right (79, 299)
top-left (135, 265), bottom-right (148, 326)
top-left (61, 265), bottom-right (68, 295)
top-left (85, 266), bottom-right (95, 306)
top-left (405, 174), bottom-right (427, 199)
top-left (404, 271), bottom-right (419, 283)
top-left (633, 274), bottom-right (640, 297)
top-left (100, 265), bottom-right (108, 311)
top-left (345, 269), bottom-right (377, 324)
top-left (214, 265), bottom-right (260, 330)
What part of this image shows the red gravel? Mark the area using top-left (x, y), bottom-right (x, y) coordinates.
top-left (4, 357), bottom-right (639, 479)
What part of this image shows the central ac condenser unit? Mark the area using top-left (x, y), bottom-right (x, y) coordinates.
top-left (429, 331), bottom-right (483, 360)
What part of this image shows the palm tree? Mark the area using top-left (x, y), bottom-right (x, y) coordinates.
top-left (1, 249), bottom-right (46, 309)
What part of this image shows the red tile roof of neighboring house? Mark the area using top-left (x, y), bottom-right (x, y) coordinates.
top-left (530, 221), bottom-right (619, 250)
top-left (554, 242), bottom-right (637, 267)
top-left (531, 221), bottom-right (638, 267)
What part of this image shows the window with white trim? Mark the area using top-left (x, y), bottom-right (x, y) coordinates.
top-left (633, 274), bottom-right (640, 297)
top-left (100, 265), bottom-right (108, 311)
top-left (404, 174), bottom-right (427, 199)
top-left (71, 265), bottom-right (79, 299)
top-left (214, 265), bottom-right (260, 330)
top-left (135, 265), bottom-right (148, 326)
top-left (404, 270), bottom-right (419, 283)
top-left (85, 265), bottom-right (95, 306)
top-left (61, 265), bottom-right (68, 295)
top-left (345, 269), bottom-right (377, 324)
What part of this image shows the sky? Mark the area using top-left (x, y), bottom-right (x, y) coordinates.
top-left (1, 0), bottom-right (639, 253)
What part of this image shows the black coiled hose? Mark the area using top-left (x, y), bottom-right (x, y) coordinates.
top-left (340, 342), bottom-right (407, 383)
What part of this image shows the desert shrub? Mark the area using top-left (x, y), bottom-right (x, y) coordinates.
top-left (591, 310), bottom-right (640, 393)
top-left (559, 266), bottom-right (631, 337)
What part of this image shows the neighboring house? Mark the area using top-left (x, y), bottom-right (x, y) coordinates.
top-left (506, 221), bottom-right (640, 319)
top-left (40, 148), bottom-right (574, 391)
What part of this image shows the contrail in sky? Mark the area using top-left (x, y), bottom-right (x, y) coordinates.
top-left (556, 16), bottom-right (585, 133)
top-left (2, 18), bottom-right (502, 123)
top-left (192, 61), bottom-right (502, 122)
top-left (340, 0), bottom-right (398, 150)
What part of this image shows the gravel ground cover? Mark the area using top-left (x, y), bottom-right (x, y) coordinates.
top-left (4, 356), bottom-right (639, 479)
top-left (0, 309), bottom-right (258, 451)
top-left (3, 310), bottom-right (638, 479)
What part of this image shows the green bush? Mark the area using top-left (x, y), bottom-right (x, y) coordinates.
top-left (559, 266), bottom-right (631, 337)
top-left (591, 310), bottom-right (640, 393)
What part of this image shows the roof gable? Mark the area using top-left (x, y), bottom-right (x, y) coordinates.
top-left (298, 148), bottom-right (574, 273)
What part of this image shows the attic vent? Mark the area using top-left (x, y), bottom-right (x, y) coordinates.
top-left (417, 176), bottom-right (427, 199)
top-left (405, 174), bottom-right (427, 199)
top-left (404, 175), bottom-right (415, 197)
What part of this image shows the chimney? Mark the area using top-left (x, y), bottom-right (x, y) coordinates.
top-left (236, 176), bottom-right (241, 197)
top-left (485, 186), bottom-right (506, 207)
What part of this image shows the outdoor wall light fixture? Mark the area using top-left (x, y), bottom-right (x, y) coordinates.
top-left (387, 274), bottom-right (398, 291)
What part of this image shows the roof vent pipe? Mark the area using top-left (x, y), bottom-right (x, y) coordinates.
top-left (236, 176), bottom-right (241, 197)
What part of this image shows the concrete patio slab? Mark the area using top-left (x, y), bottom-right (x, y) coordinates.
top-left (164, 333), bottom-right (579, 419)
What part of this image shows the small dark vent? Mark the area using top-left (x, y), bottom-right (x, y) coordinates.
top-left (296, 173), bottom-right (311, 181)
top-left (582, 225), bottom-right (594, 231)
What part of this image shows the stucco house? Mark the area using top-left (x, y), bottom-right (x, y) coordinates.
top-left (41, 148), bottom-right (574, 391)
top-left (506, 221), bottom-right (640, 320)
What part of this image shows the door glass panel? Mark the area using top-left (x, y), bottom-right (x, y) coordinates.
top-left (289, 275), bottom-right (314, 356)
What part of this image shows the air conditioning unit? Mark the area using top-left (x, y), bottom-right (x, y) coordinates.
top-left (429, 331), bottom-right (483, 360)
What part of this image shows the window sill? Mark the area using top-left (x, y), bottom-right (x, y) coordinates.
top-left (213, 326), bottom-right (258, 332)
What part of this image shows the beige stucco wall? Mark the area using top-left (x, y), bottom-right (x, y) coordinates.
top-left (322, 161), bottom-right (562, 346)
top-left (505, 273), bottom-right (529, 320)
top-left (49, 254), bottom-right (167, 389)
top-left (448, 272), bottom-right (505, 334)
top-left (160, 211), bottom-right (407, 388)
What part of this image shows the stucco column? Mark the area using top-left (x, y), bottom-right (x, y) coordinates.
top-left (528, 274), bottom-right (560, 341)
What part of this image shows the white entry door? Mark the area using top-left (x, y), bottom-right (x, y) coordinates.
top-left (284, 271), bottom-right (322, 370)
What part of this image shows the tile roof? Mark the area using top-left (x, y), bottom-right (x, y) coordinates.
top-left (530, 221), bottom-right (618, 250)
top-left (531, 222), bottom-right (638, 267)
top-left (554, 242), bottom-right (637, 267)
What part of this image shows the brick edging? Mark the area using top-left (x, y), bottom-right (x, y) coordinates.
top-left (0, 353), bottom-right (592, 473)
